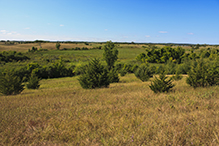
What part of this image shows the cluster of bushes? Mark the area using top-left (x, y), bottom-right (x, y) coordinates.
top-left (78, 41), bottom-right (119, 89)
top-left (28, 47), bottom-right (48, 52)
top-left (137, 46), bottom-right (219, 64)
top-left (0, 51), bottom-right (30, 63)
top-left (0, 69), bottom-right (41, 95)
top-left (11, 60), bottom-right (75, 82)
top-left (136, 46), bottom-right (187, 63)
top-left (78, 58), bottom-right (118, 89)
top-left (62, 47), bottom-right (89, 50)
top-left (186, 59), bottom-right (219, 88)
top-left (62, 46), bottom-right (102, 51)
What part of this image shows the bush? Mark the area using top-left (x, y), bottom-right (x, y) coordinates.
top-left (78, 58), bottom-right (110, 89)
top-left (108, 68), bottom-right (120, 83)
top-left (149, 70), bottom-right (175, 93)
top-left (186, 60), bottom-right (219, 88)
top-left (26, 72), bottom-right (40, 89)
top-left (56, 42), bottom-right (61, 50)
top-left (0, 70), bottom-right (24, 95)
top-left (103, 41), bottom-right (118, 70)
top-left (134, 64), bottom-right (153, 82)
top-left (171, 71), bottom-right (183, 81)
top-left (120, 69), bottom-right (127, 76)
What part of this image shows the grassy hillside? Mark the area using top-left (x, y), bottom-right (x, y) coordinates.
top-left (0, 42), bottom-right (219, 145)
top-left (1, 74), bottom-right (219, 145)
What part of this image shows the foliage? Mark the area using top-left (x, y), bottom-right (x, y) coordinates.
top-left (0, 51), bottom-right (29, 63)
top-left (186, 60), bottom-right (219, 88)
top-left (26, 72), bottom-right (40, 89)
top-left (28, 47), bottom-right (38, 52)
top-left (0, 70), bottom-right (24, 95)
top-left (108, 68), bottom-right (119, 83)
top-left (78, 58), bottom-right (110, 89)
top-left (56, 42), bottom-right (61, 50)
top-left (149, 70), bottom-right (175, 93)
top-left (103, 41), bottom-right (118, 70)
top-left (164, 60), bottom-right (176, 74)
top-left (120, 69), bottom-right (127, 76)
top-left (134, 64), bottom-right (153, 82)
top-left (171, 71), bottom-right (183, 81)
top-left (136, 46), bottom-right (186, 64)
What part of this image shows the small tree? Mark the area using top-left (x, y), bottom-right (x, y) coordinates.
top-left (0, 70), bottom-right (24, 95)
top-left (78, 58), bottom-right (110, 89)
top-left (135, 64), bottom-right (153, 82)
top-left (149, 70), bottom-right (175, 93)
top-left (56, 42), bottom-right (61, 50)
top-left (103, 41), bottom-right (118, 70)
top-left (186, 60), bottom-right (219, 88)
top-left (108, 68), bottom-right (119, 83)
top-left (26, 72), bottom-right (40, 89)
top-left (171, 70), bottom-right (183, 81)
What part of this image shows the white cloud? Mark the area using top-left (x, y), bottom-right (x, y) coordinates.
top-left (24, 27), bottom-right (30, 29)
top-left (104, 29), bottom-right (108, 31)
top-left (145, 35), bottom-right (150, 38)
top-left (159, 31), bottom-right (168, 33)
top-left (60, 24), bottom-right (64, 27)
top-left (0, 30), bottom-right (20, 36)
top-left (0, 30), bottom-right (7, 34)
top-left (188, 33), bottom-right (194, 35)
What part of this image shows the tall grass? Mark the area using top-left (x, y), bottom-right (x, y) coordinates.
top-left (1, 74), bottom-right (219, 145)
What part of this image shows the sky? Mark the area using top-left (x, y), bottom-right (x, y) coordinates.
top-left (0, 0), bottom-right (219, 44)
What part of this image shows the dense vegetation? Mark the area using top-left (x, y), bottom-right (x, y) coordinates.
top-left (0, 51), bottom-right (29, 63)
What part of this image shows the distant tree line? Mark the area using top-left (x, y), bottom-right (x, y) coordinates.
top-left (136, 46), bottom-right (219, 64)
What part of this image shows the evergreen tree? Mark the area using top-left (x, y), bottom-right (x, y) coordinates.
top-left (186, 60), bottom-right (208, 88)
top-left (186, 60), bottom-right (219, 88)
top-left (26, 72), bottom-right (40, 89)
top-left (0, 70), bottom-right (24, 95)
top-left (56, 42), bottom-right (61, 50)
top-left (78, 58), bottom-right (110, 89)
top-left (149, 70), bottom-right (175, 93)
top-left (135, 64), bottom-right (153, 82)
top-left (103, 41), bottom-right (118, 70)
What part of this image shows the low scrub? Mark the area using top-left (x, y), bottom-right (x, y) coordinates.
top-left (186, 60), bottom-right (219, 88)
top-left (0, 70), bottom-right (24, 95)
top-left (26, 72), bottom-right (40, 89)
top-left (134, 64), bottom-right (153, 82)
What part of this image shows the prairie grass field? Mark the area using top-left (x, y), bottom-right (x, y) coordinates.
top-left (1, 74), bottom-right (219, 145)
top-left (0, 42), bottom-right (219, 145)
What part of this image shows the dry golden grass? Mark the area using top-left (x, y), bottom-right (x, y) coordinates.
top-left (1, 74), bottom-right (219, 145)
top-left (0, 42), bottom-right (99, 52)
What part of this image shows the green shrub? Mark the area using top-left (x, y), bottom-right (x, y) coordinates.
top-left (108, 68), bottom-right (119, 83)
top-left (186, 60), bottom-right (219, 88)
top-left (103, 41), bottom-right (118, 70)
top-left (0, 70), bottom-right (24, 95)
top-left (134, 64), bottom-right (153, 82)
top-left (171, 71), bottom-right (183, 81)
top-left (78, 58), bottom-right (110, 89)
top-left (26, 72), bottom-right (40, 89)
top-left (149, 70), bottom-right (175, 93)
top-left (56, 42), bottom-right (61, 50)
top-left (120, 69), bottom-right (127, 76)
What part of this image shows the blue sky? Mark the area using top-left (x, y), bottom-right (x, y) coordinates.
top-left (0, 0), bottom-right (218, 44)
